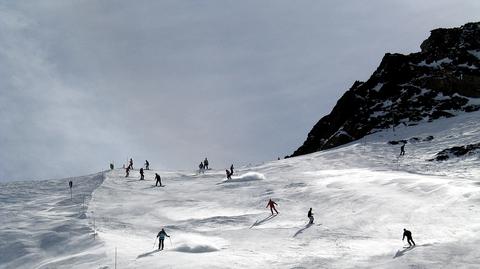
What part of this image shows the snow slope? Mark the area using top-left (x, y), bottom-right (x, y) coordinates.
top-left (89, 111), bottom-right (480, 268)
top-left (0, 172), bottom-right (108, 269)
top-left (1, 111), bottom-right (480, 268)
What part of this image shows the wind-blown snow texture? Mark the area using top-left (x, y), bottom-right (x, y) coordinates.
top-left (1, 111), bottom-right (480, 268)
top-left (0, 173), bottom-right (107, 269)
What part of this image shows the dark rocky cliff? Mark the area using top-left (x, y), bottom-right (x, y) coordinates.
top-left (290, 22), bottom-right (480, 157)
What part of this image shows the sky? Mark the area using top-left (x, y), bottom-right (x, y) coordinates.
top-left (0, 0), bottom-right (479, 182)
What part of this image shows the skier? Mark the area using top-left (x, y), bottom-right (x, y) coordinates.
top-left (308, 208), bottom-right (314, 224)
top-left (400, 143), bottom-right (406, 156)
top-left (155, 173), bottom-right (162, 186)
top-left (139, 168), bottom-right (144, 180)
top-left (110, 163), bottom-right (114, 170)
top-left (402, 228), bottom-right (415, 247)
top-left (203, 158), bottom-right (209, 170)
top-left (128, 158), bottom-right (134, 170)
top-left (125, 166), bottom-right (130, 177)
top-left (145, 160), bottom-right (150, 170)
top-left (230, 164), bottom-right (234, 176)
top-left (156, 228), bottom-right (170, 250)
top-left (69, 181), bottom-right (73, 199)
top-left (266, 199), bottom-right (278, 215)
top-left (199, 162), bottom-right (204, 173)
top-left (226, 169), bottom-right (232, 180)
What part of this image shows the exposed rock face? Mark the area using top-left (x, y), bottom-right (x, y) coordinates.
top-left (429, 143), bottom-right (480, 161)
top-left (290, 22), bottom-right (480, 157)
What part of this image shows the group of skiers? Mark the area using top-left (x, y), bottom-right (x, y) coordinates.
top-left (138, 161), bottom-right (150, 179)
top-left (122, 158), bottom-right (162, 185)
top-left (116, 156), bottom-right (417, 252)
top-left (198, 158), bottom-right (209, 173)
top-left (198, 159), bottom-right (236, 181)
top-left (225, 164), bottom-right (234, 179)
top-left (124, 158), bottom-right (134, 177)
top-left (266, 199), bottom-right (313, 224)
top-left (154, 201), bottom-right (416, 251)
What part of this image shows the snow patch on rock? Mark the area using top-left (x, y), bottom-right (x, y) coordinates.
top-left (417, 58), bottom-right (452, 69)
top-left (468, 49), bottom-right (480, 60)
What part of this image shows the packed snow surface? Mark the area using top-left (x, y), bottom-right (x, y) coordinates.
top-left (0, 173), bottom-right (107, 269)
top-left (1, 111), bottom-right (480, 268)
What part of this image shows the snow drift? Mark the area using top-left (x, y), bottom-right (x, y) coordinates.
top-left (221, 171), bottom-right (266, 183)
top-left (173, 244), bottom-right (218, 253)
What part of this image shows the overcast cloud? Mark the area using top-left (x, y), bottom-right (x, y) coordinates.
top-left (0, 0), bottom-right (479, 181)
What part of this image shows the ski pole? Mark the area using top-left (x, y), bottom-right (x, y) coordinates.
top-left (169, 237), bottom-right (173, 248)
top-left (153, 237), bottom-right (157, 249)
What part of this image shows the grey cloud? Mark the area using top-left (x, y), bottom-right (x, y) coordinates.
top-left (1, 0), bottom-right (479, 181)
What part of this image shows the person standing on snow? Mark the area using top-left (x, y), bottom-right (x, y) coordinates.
top-left (402, 228), bottom-right (415, 247)
top-left (155, 173), bottom-right (162, 186)
top-left (125, 166), bottom-right (130, 177)
top-left (203, 158), bottom-right (209, 170)
top-left (156, 228), bottom-right (170, 250)
top-left (145, 160), bottom-right (150, 170)
top-left (139, 168), bottom-right (144, 180)
top-left (400, 143), bottom-right (406, 156)
top-left (199, 162), bottom-right (204, 173)
top-left (226, 169), bottom-right (232, 180)
top-left (128, 158), bottom-right (134, 170)
top-left (266, 199), bottom-right (279, 215)
top-left (308, 208), bottom-right (314, 224)
top-left (230, 164), bottom-right (234, 176)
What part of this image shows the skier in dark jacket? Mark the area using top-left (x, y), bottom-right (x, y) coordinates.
top-left (155, 173), bottom-right (162, 186)
top-left (266, 199), bottom-right (278, 215)
top-left (308, 208), bottom-right (314, 224)
top-left (400, 144), bottom-right (406, 156)
top-left (125, 166), bottom-right (130, 177)
top-left (110, 163), bottom-right (114, 170)
top-left (128, 158), bottom-right (134, 170)
top-left (156, 228), bottom-right (170, 250)
top-left (139, 168), bottom-right (144, 180)
top-left (402, 228), bottom-right (415, 246)
top-left (230, 164), bottom-right (234, 176)
top-left (226, 169), bottom-right (232, 180)
top-left (203, 158), bottom-right (209, 170)
top-left (199, 162), bottom-right (204, 173)
top-left (145, 160), bottom-right (150, 170)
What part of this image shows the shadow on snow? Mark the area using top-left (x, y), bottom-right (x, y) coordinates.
top-left (293, 223), bottom-right (314, 237)
top-left (137, 249), bottom-right (161, 259)
top-left (393, 243), bottom-right (433, 259)
top-left (250, 214), bottom-right (277, 229)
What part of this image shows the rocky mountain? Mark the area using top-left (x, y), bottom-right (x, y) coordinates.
top-left (429, 142), bottom-right (480, 161)
top-left (290, 22), bottom-right (480, 158)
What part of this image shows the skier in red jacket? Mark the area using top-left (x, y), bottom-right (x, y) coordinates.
top-left (266, 199), bottom-right (278, 215)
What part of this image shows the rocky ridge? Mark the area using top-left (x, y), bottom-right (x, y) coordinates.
top-left (290, 22), bottom-right (480, 157)
top-left (429, 142), bottom-right (480, 161)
